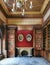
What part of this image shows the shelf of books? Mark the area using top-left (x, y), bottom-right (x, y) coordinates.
top-left (43, 28), bottom-right (46, 50)
top-left (7, 29), bottom-right (15, 57)
top-left (47, 24), bottom-right (50, 51)
top-left (43, 21), bottom-right (50, 61)
top-left (35, 29), bottom-right (43, 50)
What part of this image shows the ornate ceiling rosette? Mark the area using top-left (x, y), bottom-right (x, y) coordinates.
top-left (18, 34), bottom-right (24, 42)
top-left (26, 34), bottom-right (32, 42)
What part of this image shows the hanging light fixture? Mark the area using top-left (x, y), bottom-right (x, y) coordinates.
top-left (16, 1), bottom-right (23, 8)
top-left (22, 9), bottom-right (25, 16)
top-left (4, 0), bottom-right (7, 3)
top-left (3, 0), bottom-right (33, 16)
top-left (29, 1), bottom-right (33, 9)
top-left (12, 3), bottom-right (15, 12)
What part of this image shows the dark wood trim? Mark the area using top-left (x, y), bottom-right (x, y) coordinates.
top-left (6, 14), bottom-right (42, 18)
top-left (0, 28), bottom-right (2, 55)
top-left (0, 19), bottom-right (4, 25)
top-left (7, 24), bottom-right (42, 30)
top-left (6, 25), bottom-right (8, 57)
top-left (14, 27), bottom-right (17, 57)
top-left (0, 4), bottom-right (42, 18)
top-left (6, 26), bottom-right (17, 57)
top-left (0, 4), bottom-right (8, 18)
top-left (42, 15), bottom-right (50, 28)
top-left (43, 1), bottom-right (50, 17)
top-left (0, 21), bottom-right (6, 55)
top-left (7, 24), bottom-right (42, 26)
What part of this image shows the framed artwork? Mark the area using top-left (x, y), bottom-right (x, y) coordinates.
top-left (18, 34), bottom-right (24, 42)
top-left (26, 34), bottom-right (32, 42)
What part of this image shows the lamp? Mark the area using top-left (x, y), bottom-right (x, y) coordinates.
top-left (4, 0), bottom-right (33, 16)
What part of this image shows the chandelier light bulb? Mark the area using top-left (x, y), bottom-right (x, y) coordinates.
top-left (22, 9), bottom-right (25, 16)
top-left (30, 1), bottom-right (33, 9)
top-left (13, 3), bottom-right (15, 8)
top-left (11, 9), bottom-right (15, 12)
top-left (16, 1), bottom-right (22, 8)
top-left (30, 1), bottom-right (32, 6)
top-left (11, 9), bottom-right (14, 12)
top-left (4, 0), bottom-right (6, 3)
top-left (30, 5), bottom-right (32, 9)
top-left (22, 13), bottom-right (24, 16)
top-left (12, 3), bottom-right (15, 12)
top-left (25, 0), bottom-right (27, 2)
top-left (12, 3), bottom-right (15, 11)
top-left (23, 9), bottom-right (25, 12)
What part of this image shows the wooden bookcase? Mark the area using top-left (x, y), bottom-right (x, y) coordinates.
top-left (47, 24), bottom-right (50, 51)
top-left (35, 29), bottom-right (43, 50)
top-left (43, 22), bottom-right (50, 61)
top-left (43, 28), bottom-right (46, 50)
top-left (7, 28), bottom-right (15, 57)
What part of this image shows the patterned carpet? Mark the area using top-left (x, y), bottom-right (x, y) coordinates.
top-left (0, 57), bottom-right (50, 65)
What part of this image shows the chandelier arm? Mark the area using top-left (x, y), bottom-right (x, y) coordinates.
top-left (24, 1), bottom-right (28, 11)
top-left (15, 0), bottom-right (17, 11)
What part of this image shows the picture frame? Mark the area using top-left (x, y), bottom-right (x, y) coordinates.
top-left (18, 34), bottom-right (24, 42)
top-left (26, 34), bottom-right (32, 42)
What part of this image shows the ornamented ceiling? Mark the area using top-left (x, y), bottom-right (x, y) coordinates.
top-left (4, 0), bottom-right (44, 12)
top-left (0, 0), bottom-right (50, 18)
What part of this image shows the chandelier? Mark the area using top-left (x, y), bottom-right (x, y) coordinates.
top-left (4, 0), bottom-right (33, 16)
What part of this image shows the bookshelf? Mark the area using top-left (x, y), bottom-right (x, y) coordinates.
top-left (47, 24), bottom-right (50, 51)
top-left (43, 28), bottom-right (46, 50)
top-left (43, 22), bottom-right (50, 61)
top-left (35, 29), bottom-right (42, 50)
top-left (7, 28), bottom-right (15, 57)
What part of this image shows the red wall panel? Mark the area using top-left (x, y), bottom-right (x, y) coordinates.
top-left (16, 30), bottom-right (33, 47)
